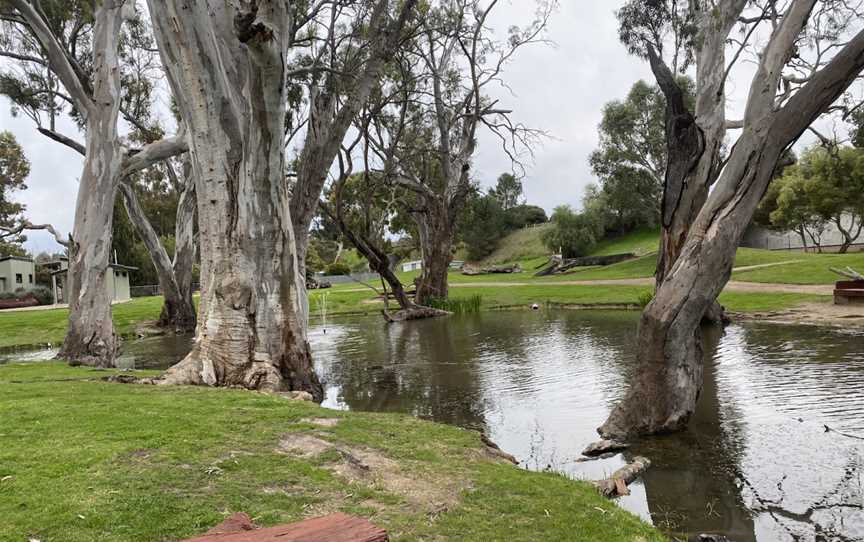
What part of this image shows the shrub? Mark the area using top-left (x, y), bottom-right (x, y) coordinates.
top-left (29, 286), bottom-right (54, 305)
top-left (324, 262), bottom-right (351, 276)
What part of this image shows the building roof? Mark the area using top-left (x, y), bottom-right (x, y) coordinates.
top-left (51, 263), bottom-right (138, 276)
top-left (0, 255), bottom-right (34, 263)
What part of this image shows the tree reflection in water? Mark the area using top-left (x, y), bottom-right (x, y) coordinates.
top-left (309, 311), bottom-right (864, 541)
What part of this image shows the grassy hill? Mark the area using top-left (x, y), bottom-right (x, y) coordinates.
top-left (480, 223), bottom-right (553, 264)
top-left (467, 224), bottom-right (864, 285)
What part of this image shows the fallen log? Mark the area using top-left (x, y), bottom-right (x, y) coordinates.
top-left (462, 263), bottom-right (522, 276)
top-left (592, 456), bottom-right (651, 498)
top-left (830, 266), bottom-right (864, 281)
top-left (381, 306), bottom-right (450, 323)
top-left (581, 439), bottom-right (629, 457)
top-left (535, 253), bottom-right (635, 277)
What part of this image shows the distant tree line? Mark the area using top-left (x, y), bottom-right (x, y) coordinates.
top-left (543, 79), bottom-right (682, 258)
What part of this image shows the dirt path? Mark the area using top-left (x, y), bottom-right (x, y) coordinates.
top-left (734, 302), bottom-right (864, 328)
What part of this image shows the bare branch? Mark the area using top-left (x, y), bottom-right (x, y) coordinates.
top-left (36, 127), bottom-right (85, 156)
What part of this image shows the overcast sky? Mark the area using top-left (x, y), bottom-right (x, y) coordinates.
top-left (0, 1), bottom-right (837, 254)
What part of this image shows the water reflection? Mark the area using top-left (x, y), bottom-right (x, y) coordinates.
top-left (4, 310), bottom-right (862, 540)
top-left (310, 311), bottom-right (864, 541)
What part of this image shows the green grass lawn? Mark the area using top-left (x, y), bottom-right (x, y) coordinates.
top-left (591, 229), bottom-right (660, 257)
top-left (480, 223), bottom-right (553, 264)
top-left (0, 296), bottom-right (166, 350)
top-left (732, 248), bottom-right (864, 284)
top-left (0, 362), bottom-right (664, 542)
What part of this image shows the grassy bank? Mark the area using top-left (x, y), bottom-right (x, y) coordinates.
top-left (0, 362), bottom-right (664, 542)
top-left (0, 282), bottom-right (831, 351)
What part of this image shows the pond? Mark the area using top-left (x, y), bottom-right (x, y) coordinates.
top-left (310, 310), bottom-right (864, 542)
top-left (3, 310), bottom-right (862, 540)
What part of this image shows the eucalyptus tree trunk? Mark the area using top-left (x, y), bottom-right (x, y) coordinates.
top-left (600, 6), bottom-right (864, 439)
top-left (649, 2), bottom-right (744, 283)
top-left (119, 181), bottom-right (196, 332)
top-left (171, 167), bottom-right (197, 327)
top-left (147, 0), bottom-right (321, 398)
top-left (56, 3), bottom-right (127, 367)
top-left (290, 0), bottom-right (417, 291)
top-left (414, 201), bottom-right (456, 305)
top-left (9, 0), bottom-right (189, 368)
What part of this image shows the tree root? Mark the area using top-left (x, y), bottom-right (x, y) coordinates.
top-left (381, 306), bottom-right (450, 323)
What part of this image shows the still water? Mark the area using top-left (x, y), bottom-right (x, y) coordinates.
top-left (3, 311), bottom-right (861, 540)
top-left (309, 310), bottom-right (864, 542)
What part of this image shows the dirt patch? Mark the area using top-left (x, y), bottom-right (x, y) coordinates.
top-left (327, 447), bottom-right (464, 513)
top-left (125, 448), bottom-right (158, 461)
top-left (274, 433), bottom-right (466, 514)
top-left (277, 434), bottom-right (333, 458)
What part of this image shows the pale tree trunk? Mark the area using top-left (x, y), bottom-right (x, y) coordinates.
top-left (147, 0), bottom-right (321, 398)
top-left (600, 4), bottom-right (864, 439)
top-left (10, 0), bottom-right (188, 367)
top-left (57, 3), bottom-right (127, 367)
top-left (119, 181), bottom-right (196, 332)
top-left (171, 163), bottom-right (197, 328)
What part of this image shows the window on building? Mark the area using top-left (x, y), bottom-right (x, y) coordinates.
top-left (15, 273), bottom-right (22, 284)
top-left (28, 274), bottom-right (33, 284)
top-left (115, 271), bottom-right (119, 277)
top-left (122, 272), bottom-right (127, 278)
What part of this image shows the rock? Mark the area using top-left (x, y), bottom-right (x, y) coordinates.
top-left (699, 535), bottom-right (731, 542)
top-left (582, 439), bottom-right (629, 457)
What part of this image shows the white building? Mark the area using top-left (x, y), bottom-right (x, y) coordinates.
top-left (401, 260), bottom-right (423, 272)
top-left (0, 256), bottom-right (35, 293)
top-left (48, 257), bottom-right (137, 304)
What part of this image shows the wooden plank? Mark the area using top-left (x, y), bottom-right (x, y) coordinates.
top-left (184, 513), bottom-right (388, 542)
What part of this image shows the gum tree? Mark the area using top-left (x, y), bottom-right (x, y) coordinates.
top-left (0, 0), bottom-right (187, 367)
top-left (600, 0), bottom-right (864, 438)
top-left (144, 0), bottom-right (416, 399)
top-left (386, 0), bottom-right (550, 305)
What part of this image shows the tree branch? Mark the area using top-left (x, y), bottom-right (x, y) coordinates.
top-left (37, 127), bottom-right (85, 156)
top-left (121, 133), bottom-right (188, 178)
top-left (8, 0), bottom-right (94, 117)
top-left (0, 221), bottom-right (70, 247)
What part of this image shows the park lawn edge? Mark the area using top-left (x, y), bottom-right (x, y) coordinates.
top-left (0, 362), bottom-right (666, 542)
top-left (1, 288), bottom-right (833, 351)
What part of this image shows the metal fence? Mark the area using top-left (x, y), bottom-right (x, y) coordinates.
top-left (130, 283), bottom-right (201, 298)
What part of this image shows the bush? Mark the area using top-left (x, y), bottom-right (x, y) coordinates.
top-left (325, 262), bottom-right (351, 276)
top-left (29, 286), bottom-right (54, 305)
top-left (542, 205), bottom-right (604, 258)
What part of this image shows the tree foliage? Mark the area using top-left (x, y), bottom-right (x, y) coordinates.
top-left (0, 131), bottom-right (30, 255)
top-left (589, 79), bottom-right (693, 235)
top-left (490, 173), bottom-right (523, 210)
top-left (542, 205), bottom-right (604, 259)
top-left (768, 145), bottom-right (864, 253)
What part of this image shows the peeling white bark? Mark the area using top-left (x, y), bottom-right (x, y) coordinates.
top-left (147, 0), bottom-right (324, 397)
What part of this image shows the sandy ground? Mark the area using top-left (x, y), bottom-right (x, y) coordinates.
top-left (733, 301), bottom-right (864, 328)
